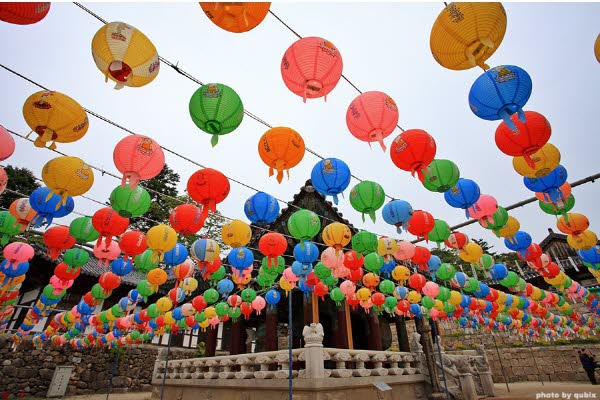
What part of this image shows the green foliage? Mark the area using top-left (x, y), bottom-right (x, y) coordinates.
top-left (196, 341), bottom-right (206, 357)
top-left (512, 341), bottom-right (524, 347)
top-left (0, 165), bottom-right (41, 209)
top-left (110, 346), bottom-right (127, 367)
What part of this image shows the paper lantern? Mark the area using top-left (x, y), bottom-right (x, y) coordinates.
top-left (281, 37), bottom-right (343, 102)
top-left (469, 65), bottom-right (532, 130)
top-left (221, 220), bottom-right (251, 248)
top-left (346, 91), bottom-right (399, 151)
top-left (92, 207), bottom-right (130, 248)
top-left (444, 231), bottom-right (469, 250)
top-left (411, 246), bottom-right (431, 271)
top-left (258, 127), bottom-right (305, 183)
top-left (187, 168), bottom-right (230, 227)
top-left (0, 167), bottom-right (7, 196)
top-left (43, 226), bottom-right (76, 259)
top-left (42, 156), bottom-right (94, 205)
top-left (23, 90), bottom-right (88, 150)
top-left (3, 242), bottom-right (34, 270)
top-left (0, 125), bottom-right (15, 161)
top-left (69, 216), bottom-right (99, 244)
top-left (421, 159), bottom-right (460, 193)
top-left (595, 33), bottom-right (600, 64)
top-left (113, 135), bottom-right (164, 190)
top-left (310, 158), bottom-right (351, 205)
top-left (497, 216), bottom-right (520, 238)
top-left (382, 200), bottom-right (413, 234)
top-left (91, 21), bottom-right (159, 89)
top-left (0, 2), bottom-right (50, 25)
top-left (557, 213), bottom-right (589, 236)
top-left (118, 231), bottom-right (147, 262)
top-left (0, 211), bottom-right (19, 245)
top-left (537, 182), bottom-right (571, 204)
top-left (478, 206), bottom-right (509, 234)
top-left (200, 2), bottom-right (270, 33)
top-left (169, 204), bottom-right (203, 236)
top-left (504, 231), bottom-right (532, 252)
top-left (496, 112), bottom-right (551, 167)
top-left (444, 178), bottom-right (481, 211)
top-left (28, 187), bottom-right (74, 228)
top-left (9, 198), bottom-right (37, 231)
top-left (390, 129), bottom-right (437, 180)
top-left (244, 191), bottom-right (279, 225)
top-left (189, 83), bottom-right (244, 146)
top-left (428, 219), bottom-right (451, 247)
top-left (146, 268), bottom-right (168, 289)
top-left (406, 210), bottom-right (435, 241)
top-left (567, 231), bottom-right (597, 251)
top-left (321, 222), bottom-right (351, 253)
top-left (512, 143), bottom-right (560, 178)
top-left (430, 2), bottom-right (506, 70)
top-left (467, 194), bottom-right (497, 221)
top-left (109, 184), bottom-right (151, 218)
top-left (523, 165), bottom-right (568, 202)
top-left (393, 241), bottom-right (416, 261)
top-left (287, 209), bottom-right (321, 242)
top-left (191, 238), bottom-right (220, 266)
top-left (146, 224), bottom-right (177, 263)
top-left (349, 181), bottom-right (385, 223)
top-left (94, 241), bottom-right (121, 268)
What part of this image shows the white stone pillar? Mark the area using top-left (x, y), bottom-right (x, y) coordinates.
top-left (458, 372), bottom-right (478, 400)
top-left (302, 323), bottom-right (325, 379)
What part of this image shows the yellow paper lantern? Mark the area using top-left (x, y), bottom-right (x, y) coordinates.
top-left (221, 219), bottom-right (252, 248)
top-left (497, 216), bottom-right (520, 238)
top-left (199, 319), bottom-right (210, 330)
top-left (279, 277), bottom-right (293, 295)
top-left (430, 2), bottom-right (507, 71)
top-left (91, 21), bottom-right (160, 89)
top-left (23, 90), bottom-right (89, 150)
top-left (595, 33), bottom-right (600, 64)
top-left (42, 156), bottom-right (94, 205)
top-left (146, 224), bottom-right (178, 262)
top-left (106, 310), bottom-right (117, 321)
top-left (232, 272), bottom-right (251, 288)
top-left (391, 266), bottom-right (410, 284)
top-left (356, 287), bottom-right (371, 301)
top-left (181, 277), bottom-right (198, 295)
top-left (200, 2), bottom-right (271, 33)
top-left (530, 287), bottom-right (542, 301)
top-left (204, 306), bottom-right (217, 319)
top-left (407, 290), bottom-right (422, 304)
top-left (448, 290), bottom-right (463, 306)
top-left (433, 299), bottom-right (444, 312)
top-left (458, 241), bottom-right (483, 263)
top-left (512, 143), bottom-right (561, 178)
top-left (567, 230), bottom-right (598, 251)
top-left (321, 222), bottom-right (352, 252)
top-left (163, 311), bottom-right (175, 325)
top-left (377, 237), bottom-right (398, 261)
top-left (156, 297), bottom-right (173, 313)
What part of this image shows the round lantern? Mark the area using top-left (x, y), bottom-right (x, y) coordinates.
top-left (349, 180), bottom-right (385, 222)
top-left (190, 238), bottom-right (220, 266)
top-left (23, 90), bottom-right (88, 150)
top-left (412, 246), bottom-right (431, 271)
top-left (523, 165), bottom-right (568, 202)
top-left (406, 210), bottom-right (435, 241)
top-left (146, 224), bottom-right (177, 263)
top-left (478, 206), bottom-right (509, 234)
top-left (189, 83), bottom-right (244, 146)
top-left (497, 216), bottom-right (520, 238)
top-left (119, 230), bottom-right (147, 262)
top-left (512, 143), bottom-right (560, 178)
top-left (258, 127), bottom-right (305, 183)
top-left (94, 241), bottom-right (121, 268)
top-left (390, 129), bottom-right (437, 180)
top-left (169, 204), bottom-right (203, 236)
top-left (43, 226), bottom-right (76, 259)
top-left (467, 194), bottom-right (498, 222)
top-left (92, 207), bottom-right (130, 248)
top-left (0, 2), bottom-right (50, 25)
top-left (200, 2), bottom-right (270, 33)
top-left (504, 231), bottom-right (532, 252)
top-left (187, 168), bottom-right (230, 227)
top-left (469, 65), bottom-right (533, 130)
top-left (310, 158), bottom-right (351, 205)
top-left (430, 2), bottom-right (507, 70)
top-left (567, 231), bottom-right (597, 251)
top-left (382, 200), bottom-right (413, 234)
top-left (428, 219), bottom-right (451, 248)
top-left (29, 187), bottom-right (74, 228)
top-left (9, 198), bottom-right (37, 231)
top-left (287, 209), bottom-right (321, 242)
top-left (421, 159), bottom-right (460, 193)
top-left (259, 232), bottom-right (287, 267)
top-left (394, 241), bottom-right (416, 261)
top-left (281, 37), bottom-right (343, 102)
top-left (42, 156), bottom-right (94, 205)
top-left (0, 125), bottom-right (15, 161)
top-left (322, 222), bottom-right (351, 253)
top-left (495, 110), bottom-right (551, 164)
top-left (444, 178), bottom-right (480, 210)
top-left (69, 216), bottom-right (99, 244)
top-left (557, 213), bottom-right (589, 236)
top-left (444, 231), bottom-right (469, 250)
top-left (221, 219), bottom-right (252, 248)
top-left (0, 167), bottom-right (7, 196)
top-left (244, 191), bottom-right (279, 225)
top-left (113, 135), bottom-right (164, 190)
top-left (109, 184), bottom-right (151, 218)
top-left (346, 91), bottom-right (399, 151)
top-left (91, 21), bottom-right (159, 89)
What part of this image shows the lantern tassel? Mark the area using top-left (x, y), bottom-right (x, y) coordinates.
top-left (332, 194), bottom-right (339, 205)
top-left (368, 210), bottom-right (376, 223)
top-left (373, 129), bottom-right (386, 152)
top-left (523, 154), bottom-right (536, 169)
top-left (499, 109), bottom-right (518, 132)
top-left (211, 135), bottom-right (219, 147)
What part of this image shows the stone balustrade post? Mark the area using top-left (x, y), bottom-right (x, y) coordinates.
top-left (302, 323), bottom-right (325, 379)
top-left (474, 345), bottom-right (495, 397)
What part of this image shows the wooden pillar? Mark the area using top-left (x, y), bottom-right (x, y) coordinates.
top-left (395, 315), bottom-right (410, 352)
top-left (205, 325), bottom-right (218, 357)
top-left (265, 307), bottom-right (278, 351)
top-left (367, 312), bottom-right (382, 351)
top-left (311, 292), bottom-right (319, 323)
top-left (344, 301), bottom-right (353, 350)
top-left (335, 305), bottom-right (348, 349)
top-left (303, 294), bottom-right (311, 327)
top-left (229, 320), bottom-right (243, 355)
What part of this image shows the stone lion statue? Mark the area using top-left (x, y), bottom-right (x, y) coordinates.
top-left (302, 323), bottom-right (324, 345)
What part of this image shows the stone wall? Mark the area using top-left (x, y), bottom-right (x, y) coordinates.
top-left (0, 335), bottom-right (196, 398)
top-left (449, 344), bottom-right (600, 383)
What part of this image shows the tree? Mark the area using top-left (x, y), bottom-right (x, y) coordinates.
top-left (0, 165), bottom-right (41, 210)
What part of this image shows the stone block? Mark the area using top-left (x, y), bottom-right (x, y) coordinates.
top-left (12, 358), bottom-right (25, 368)
top-left (3, 365), bottom-right (16, 376)
top-left (66, 385), bottom-right (77, 396)
top-left (15, 369), bottom-right (37, 379)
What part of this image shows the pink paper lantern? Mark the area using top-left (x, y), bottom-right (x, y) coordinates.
top-left (422, 281), bottom-right (440, 298)
top-left (0, 125), bottom-right (15, 161)
top-left (93, 240), bottom-right (121, 268)
top-left (394, 241), bottom-right (416, 261)
top-left (321, 246), bottom-right (344, 270)
top-left (181, 303), bottom-right (195, 317)
top-left (49, 275), bottom-right (73, 294)
top-left (346, 91), bottom-right (399, 151)
top-left (3, 242), bottom-right (34, 268)
top-left (360, 299), bottom-right (373, 312)
top-left (251, 296), bottom-right (266, 315)
top-left (467, 194), bottom-right (498, 222)
top-left (113, 135), bottom-right (165, 189)
top-left (340, 280), bottom-right (356, 296)
top-left (283, 267), bottom-right (299, 283)
top-left (209, 316), bottom-right (220, 327)
top-left (0, 167), bottom-right (8, 196)
top-left (281, 37), bottom-right (343, 102)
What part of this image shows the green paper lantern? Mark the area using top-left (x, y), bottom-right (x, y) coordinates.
top-left (349, 181), bottom-right (385, 222)
top-left (204, 288), bottom-right (219, 304)
top-left (436, 263), bottom-right (456, 281)
top-left (195, 312), bottom-right (207, 323)
top-left (0, 211), bottom-right (21, 245)
top-left (428, 219), bottom-right (451, 247)
top-left (42, 285), bottom-right (65, 300)
top-left (98, 312), bottom-right (109, 324)
top-left (262, 256), bottom-right (285, 274)
top-left (436, 286), bottom-right (451, 302)
top-left (379, 279), bottom-right (395, 294)
top-left (135, 250), bottom-right (158, 272)
top-left (421, 295), bottom-right (435, 309)
top-left (538, 195), bottom-right (575, 216)
top-left (63, 248), bottom-right (89, 268)
top-left (314, 262), bottom-right (332, 279)
top-left (147, 304), bottom-right (160, 318)
top-left (472, 254), bottom-right (494, 271)
top-left (177, 319), bottom-right (188, 329)
top-left (130, 330), bottom-right (141, 340)
top-left (352, 231), bottom-right (378, 255)
top-left (69, 216), bottom-right (100, 243)
top-left (499, 271), bottom-right (519, 288)
top-left (463, 277), bottom-right (480, 293)
top-left (330, 287), bottom-right (345, 306)
top-left (287, 209), bottom-right (321, 242)
top-left (209, 266), bottom-right (226, 284)
top-left (109, 184), bottom-right (151, 218)
top-left (241, 288), bottom-right (257, 303)
top-left (111, 304), bottom-right (125, 318)
top-left (364, 252), bottom-right (384, 273)
top-left (479, 206), bottom-right (509, 233)
top-left (229, 307), bottom-right (242, 321)
top-left (137, 279), bottom-right (156, 298)
top-left (323, 276), bottom-right (339, 287)
top-left (384, 296), bottom-right (398, 311)
top-left (422, 159), bottom-right (460, 193)
top-left (443, 302), bottom-right (455, 313)
top-left (189, 83), bottom-right (244, 147)
top-left (215, 302), bottom-right (230, 317)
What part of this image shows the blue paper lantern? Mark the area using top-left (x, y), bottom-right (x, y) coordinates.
top-left (310, 158), bottom-right (351, 205)
top-left (523, 165), bottom-right (568, 202)
top-left (444, 178), bottom-right (481, 210)
top-left (110, 258), bottom-right (133, 276)
top-left (450, 271), bottom-right (468, 288)
top-left (266, 289), bottom-right (281, 307)
top-left (504, 231), bottom-right (532, 252)
top-left (292, 260), bottom-right (313, 277)
top-left (293, 242), bottom-right (319, 264)
top-left (490, 263), bottom-right (508, 280)
top-left (394, 286), bottom-right (409, 300)
top-left (380, 259), bottom-right (396, 277)
top-left (426, 255), bottom-right (441, 277)
top-left (163, 242), bottom-right (189, 267)
top-left (228, 246), bottom-right (254, 272)
top-left (1, 260), bottom-right (29, 277)
top-left (29, 187), bottom-right (74, 228)
top-left (473, 283), bottom-right (490, 298)
top-left (172, 307), bottom-right (184, 320)
top-left (382, 200), bottom-right (413, 233)
top-left (244, 191), bottom-right (280, 225)
top-left (217, 279), bottom-right (234, 297)
top-left (468, 65), bottom-right (532, 130)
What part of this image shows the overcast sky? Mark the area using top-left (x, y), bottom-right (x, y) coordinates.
top-left (1, 2), bottom-right (599, 256)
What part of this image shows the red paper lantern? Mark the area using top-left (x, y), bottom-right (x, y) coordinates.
top-left (192, 295), bottom-right (207, 311)
top-left (406, 210), bottom-right (435, 241)
top-left (54, 262), bottom-right (81, 281)
top-left (118, 230), bottom-right (147, 262)
top-left (542, 262), bottom-right (560, 278)
top-left (169, 204), bottom-right (204, 236)
top-left (347, 292), bottom-right (361, 310)
top-left (281, 37), bottom-right (343, 102)
top-left (371, 292), bottom-right (386, 307)
top-left (444, 231), bottom-right (469, 250)
top-left (314, 282), bottom-right (329, 300)
top-left (240, 302), bottom-right (253, 320)
top-left (495, 111), bottom-right (551, 168)
top-left (98, 271), bottom-right (121, 293)
top-left (343, 250), bottom-right (364, 271)
top-left (0, 2), bottom-right (50, 25)
top-left (518, 243), bottom-right (543, 262)
top-left (202, 258), bottom-right (222, 280)
top-left (92, 207), bottom-right (130, 248)
top-left (187, 168), bottom-right (230, 229)
top-left (43, 226), bottom-right (75, 259)
top-left (348, 268), bottom-right (364, 282)
top-left (258, 232), bottom-right (287, 267)
top-left (390, 129), bottom-right (437, 180)
top-left (397, 300), bottom-right (410, 313)
top-left (408, 273), bottom-right (426, 293)
top-left (113, 135), bottom-right (165, 190)
top-left (411, 246), bottom-right (431, 271)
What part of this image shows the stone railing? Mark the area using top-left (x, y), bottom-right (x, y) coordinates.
top-left (152, 323), bottom-right (422, 383)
